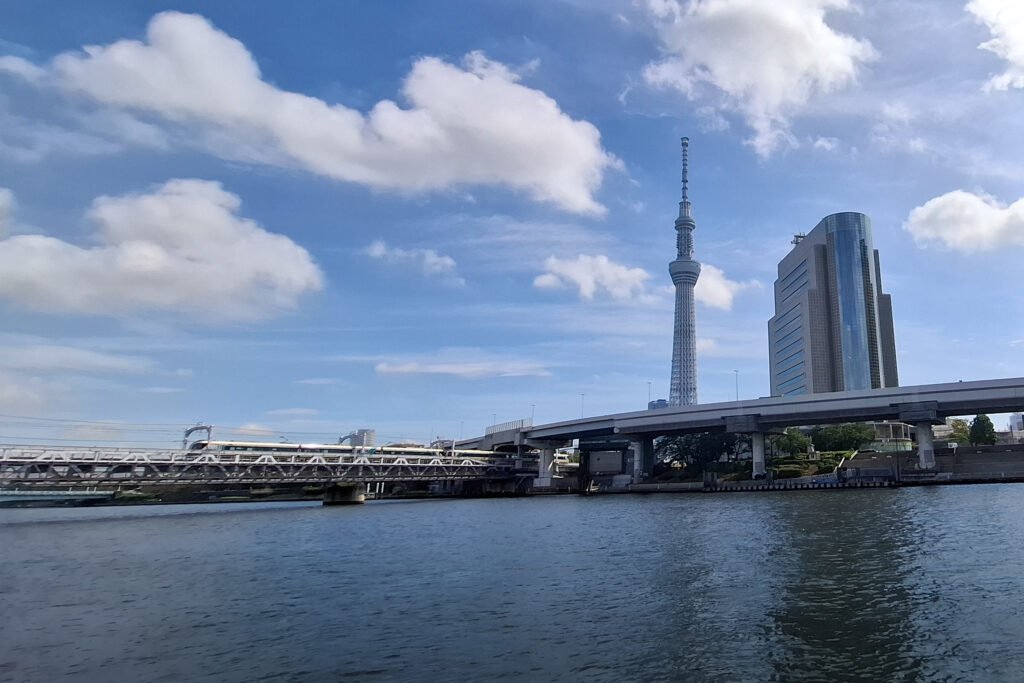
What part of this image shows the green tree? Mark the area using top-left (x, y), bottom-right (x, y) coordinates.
top-left (810, 422), bottom-right (875, 452)
top-left (655, 432), bottom-right (737, 475)
top-left (774, 427), bottom-right (812, 456)
top-left (969, 414), bottom-right (997, 445)
top-left (947, 418), bottom-right (970, 444)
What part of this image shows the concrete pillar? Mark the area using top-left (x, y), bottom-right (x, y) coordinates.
top-left (323, 483), bottom-right (366, 505)
top-left (627, 437), bottom-right (655, 483)
top-left (534, 448), bottom-right (554, 488)
top-left (752, 431), bottom-right (766, 479)
top-left (916, 422), bottom-right (936, 470)
top-left (631, 440), bottom-right (642, 483)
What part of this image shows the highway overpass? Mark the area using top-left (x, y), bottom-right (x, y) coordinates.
top-left (463, 377), bottom-right (1024, 481)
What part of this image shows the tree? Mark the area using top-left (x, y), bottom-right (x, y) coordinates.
top-left (948, 418), bottom-right (970, 444)
top-left (809, 422), bottom-right (875, 452)
top-left (654, 432), bottom-right (737, 475)
top-left (969, 414), bottom-right (997, 445)
top-left (774, 427), bottom-right (812, 456)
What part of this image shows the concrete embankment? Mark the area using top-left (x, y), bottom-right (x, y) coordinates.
top-left (627, 480), bottom-right (895, 494)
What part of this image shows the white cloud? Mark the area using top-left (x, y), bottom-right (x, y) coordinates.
top-left (0, 179), bottom-right (323, 320)
top-left (968, 0), bottom-right (1024, 91)
top-left (365, 241), bottom-right (465, 286)
top-left (233, 423), bottom-right (274, 436)
top-left (813, 136), bottom-right (839, 151)
top-left (37, 12), bottom-right (616, 214)
top-left (642, 0), bottom-right (876, 156)
top-left (295, 378), bottom-right (337, 385)
top-left (533, 254), bottom-right (756, 310)
top-left (0, 370), bottom-right (63, 410)
top-left (0, 110), bottom-right (122, 162)
top-left (140, 386), bottom-right (185, 394)
top-left (0, 345), bottom-right (154, 374)
top-left (0, 343), bottom-right (153, 410)
top-left (696, 338), bottom-right (718, 353)
top-left (0, 55), bottom-right (45, 82)
top-left (375, 348), bottom-right (551, 378)
top-left (904, 189), bottom-right (1024, 252)
top-left (0, 187), bottom-right (11, 237)
top-left (534, 254), bottom-right (650, 300)
top-left (266, 408), bottom-right (320, 417)
top-left (695, 263), bottom-right (761, 310)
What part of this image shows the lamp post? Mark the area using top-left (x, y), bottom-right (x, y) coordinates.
top-left (530, 404), bottom-right (536, 423)
top-left (647, 381), bottom-right (652, 405)
top-left (580, 393), bottom-right (585, 418)
top-left (734, 370), bottom-right (739, 402)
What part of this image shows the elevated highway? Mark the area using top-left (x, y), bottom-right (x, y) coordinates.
top-left (463, 377), bottom-right (1024, 480)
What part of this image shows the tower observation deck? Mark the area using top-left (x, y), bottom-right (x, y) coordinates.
top-left (669, 137), bottom-right (701, 406)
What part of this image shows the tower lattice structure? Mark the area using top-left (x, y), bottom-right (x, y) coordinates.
top-left (668, 137), bottom-right (701, 406)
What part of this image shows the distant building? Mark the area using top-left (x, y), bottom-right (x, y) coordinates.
top-left (340, 428), bottom-right (375, 447)
top-left (868, 421), bottom-right (913, 452)
top-left (648, 399), bottom-right (669, 410)
top-left (768, 212), bottom-right (898, 396)
top-left (1009, 413), bottom-right (1024, 443)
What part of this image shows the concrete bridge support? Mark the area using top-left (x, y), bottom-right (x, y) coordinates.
top-left (535, 448), bottom-right (555, 488)
top-left (751, 432), bottom-right (767, 479)
top-left (323, 483), bottom-right (366, 506)
top-left (898, 401), bottom-right (941, 471)
top-left (628, 437), bottom-right (655, 483)
top-left (915, 423), bottom-right (936, 470)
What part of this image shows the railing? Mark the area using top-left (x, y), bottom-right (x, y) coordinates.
top-left (485, 418), bottom-right (532, 436)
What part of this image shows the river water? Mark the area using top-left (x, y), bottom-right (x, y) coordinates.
top-left (2, 486), bottom-right (1023, 682)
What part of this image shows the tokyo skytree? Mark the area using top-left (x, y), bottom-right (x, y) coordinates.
top-left (668, 137), bottom-right (701, 406)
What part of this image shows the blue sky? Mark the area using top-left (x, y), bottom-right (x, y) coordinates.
top-left (1, 0), bottom-right (1022, 446)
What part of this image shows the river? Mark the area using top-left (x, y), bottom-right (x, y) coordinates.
top-left (2, 486), bottom-right (1023, 682)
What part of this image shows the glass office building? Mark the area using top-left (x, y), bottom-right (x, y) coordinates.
top-left (768, 212), bottom-right (898, 396)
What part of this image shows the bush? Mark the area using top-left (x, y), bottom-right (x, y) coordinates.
top-left (773, 466), bottom-right (806, 479)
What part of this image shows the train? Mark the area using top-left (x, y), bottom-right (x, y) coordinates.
top-left (185, 439), bottom-right (500, 458)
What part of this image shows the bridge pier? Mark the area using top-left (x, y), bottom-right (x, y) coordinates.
top-left (915, 423), bottom-right (936, 470)
top-left (751, 432), bottom-right (767, 479)
top-left (535, 448), bottom-right (555, 488)
top-left (323, 483), bottom-right (366, 506)
top-left (898, 401), bottom-right (941, 470)
top-left (627, 437), bottom-right (655, 483)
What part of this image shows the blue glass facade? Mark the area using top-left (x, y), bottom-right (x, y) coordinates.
top-left (768, 212), bottom-right (898, 396)
top-left (824, 213), bottom-right (876, 391)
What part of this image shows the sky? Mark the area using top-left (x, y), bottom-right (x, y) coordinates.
top-left (1, 0), bottom-right (1023, 447)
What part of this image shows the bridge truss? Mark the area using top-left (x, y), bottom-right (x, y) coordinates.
top-left (0, 446), bottom-right (515, 488)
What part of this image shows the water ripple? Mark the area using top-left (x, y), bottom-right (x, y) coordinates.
top-left (1, 489), bottom-right (1023, 681)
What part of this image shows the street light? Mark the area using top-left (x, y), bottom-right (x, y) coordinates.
top-left (734, 370), bottom-right (739, 402)
top-left (530, 404), bottom-right (536, 423)
top-left (580, 393), bottom-right (585, 418)
top-left (647, 381), bottom-right (652, 404)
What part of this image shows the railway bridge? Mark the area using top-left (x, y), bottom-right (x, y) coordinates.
top-left (0, 444), bottom-right (518, 505)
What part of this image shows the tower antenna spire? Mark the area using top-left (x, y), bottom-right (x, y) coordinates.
top-left (681, 136), bottom-right (689, 203)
